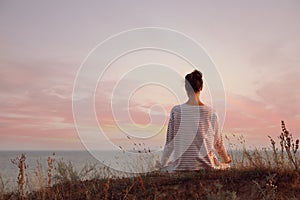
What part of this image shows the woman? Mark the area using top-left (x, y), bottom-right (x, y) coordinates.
top-left (159, 70), bottom-right (231, 171)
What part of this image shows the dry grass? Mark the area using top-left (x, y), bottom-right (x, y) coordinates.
top-left (4, 169), bottom-right (294, 200)
top-left (10, 153), bottom-right (28, 199)
top-left (0, 175), bottom-right (4, 200)
top-left (226, 121), bottom-right (300, 172)
top-left (1, 121), bottom-right (300, 200)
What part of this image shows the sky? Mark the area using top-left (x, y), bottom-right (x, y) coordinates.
top-left (0, 0), bottom-right (299, 150)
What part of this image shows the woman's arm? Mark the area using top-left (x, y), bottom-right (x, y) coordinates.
top-left (213, 113), bottom-right (231, 164)
top-left (160, 109), bottom-right (175, 166)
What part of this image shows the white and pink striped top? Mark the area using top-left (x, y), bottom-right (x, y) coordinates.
top-left (160, 104), bottom-right (229, 171)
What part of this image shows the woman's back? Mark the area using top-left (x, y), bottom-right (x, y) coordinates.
top-left (159, 69), bottom-right (231, 171)
top-left (162, 104), bottom-right (220, 171)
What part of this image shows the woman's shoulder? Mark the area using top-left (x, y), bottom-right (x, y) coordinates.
top-left (170, 105), bottom-right (181, 113)
top-left (171, 104), bottom-right (215, 112)
top-left (170, 104), bottom-right (218, 120)
top-left (202, 105), bottom-right (218, 116)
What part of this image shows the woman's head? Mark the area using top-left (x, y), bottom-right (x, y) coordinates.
top-left (185, 70), bottom-right (203, 95)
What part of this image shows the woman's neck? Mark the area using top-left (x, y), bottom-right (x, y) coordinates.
top-left (186, 96), bottom-right (204, 106)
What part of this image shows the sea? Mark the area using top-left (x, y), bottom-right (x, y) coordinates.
top-left (0, 151), bottom-right (106, 191)
top-left (0, 150), bottom-right (247, 192)
top-left (0, 150), bottom-right (162, 192)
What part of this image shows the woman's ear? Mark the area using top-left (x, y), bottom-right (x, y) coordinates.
top-left (200, 85), bottom-right (203, 91)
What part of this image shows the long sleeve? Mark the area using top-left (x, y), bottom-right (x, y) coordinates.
top-left (212, 113), bottom-right (231, 163)
top-left (160, 109), bottom-right (175, 166)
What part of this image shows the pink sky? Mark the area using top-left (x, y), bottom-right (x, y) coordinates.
top-left (0, 1), bottom-right (299, 150)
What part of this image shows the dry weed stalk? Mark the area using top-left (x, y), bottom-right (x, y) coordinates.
top-left (253, 174), bottom-right (277, 200)
top-left (47, 153), bottom-right (55, 187)
top-left (268, 136), bottom-right (281, 169)
top-left (122, 175), bottom-right (146, 200)
top-left (11, 153), bottom-right (28, 199)
top-left (280, 121), bottom-right (299, 170)
top-left (123, 179), bottom-right (137, 200)
top-left (137, 175), bottom-right (146, 194)
top-left (269, 121), bottom-right (299, 171)
top-left (104, 177), bottom-right (110, 200)
top-left (34, 160), bottom-right (46, 199)
top-left (0, 175), bottom-right (4, 200)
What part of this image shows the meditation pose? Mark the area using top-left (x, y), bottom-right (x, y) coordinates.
top-left (159, 70), bottom-right (231, 171)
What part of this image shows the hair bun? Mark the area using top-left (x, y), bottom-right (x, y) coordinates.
top-left (185, 70), bottom-right (203, 93)
top-left (191, 70), bottom-right (202, 80)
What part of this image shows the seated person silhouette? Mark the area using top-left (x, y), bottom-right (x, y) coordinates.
top-left (158, 70), bottom-right (231, 171)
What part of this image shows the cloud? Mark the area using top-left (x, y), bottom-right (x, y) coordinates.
top-left (247, 40), bottom-right (300, 86)
top-left (1, 59), bottom-right (299, 150)
top-left (95, 80), bottom-right (173, 126)
top-left (256, 70), bottom-right (300, 118)
top-left (0, 59), bottom-right (79, 149)
top-left (224, 91), bottom-right (300, 147)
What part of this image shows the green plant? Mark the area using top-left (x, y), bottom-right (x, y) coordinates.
top-left (54, 160), bottom-right (80, 183)
top-left (53, 160), bottom-right (99, 184)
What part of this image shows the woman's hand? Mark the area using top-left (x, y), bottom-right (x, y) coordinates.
top-left (223, 154), bottom-right (232, 164)
top-left (155, 160), bottom-right (163, 169)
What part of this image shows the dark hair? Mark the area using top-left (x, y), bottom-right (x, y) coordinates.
top-left (185, 70), bottom-right (203, 93)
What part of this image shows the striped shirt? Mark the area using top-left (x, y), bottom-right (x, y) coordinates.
top-left (160, 104), bottom-right (228, 171)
